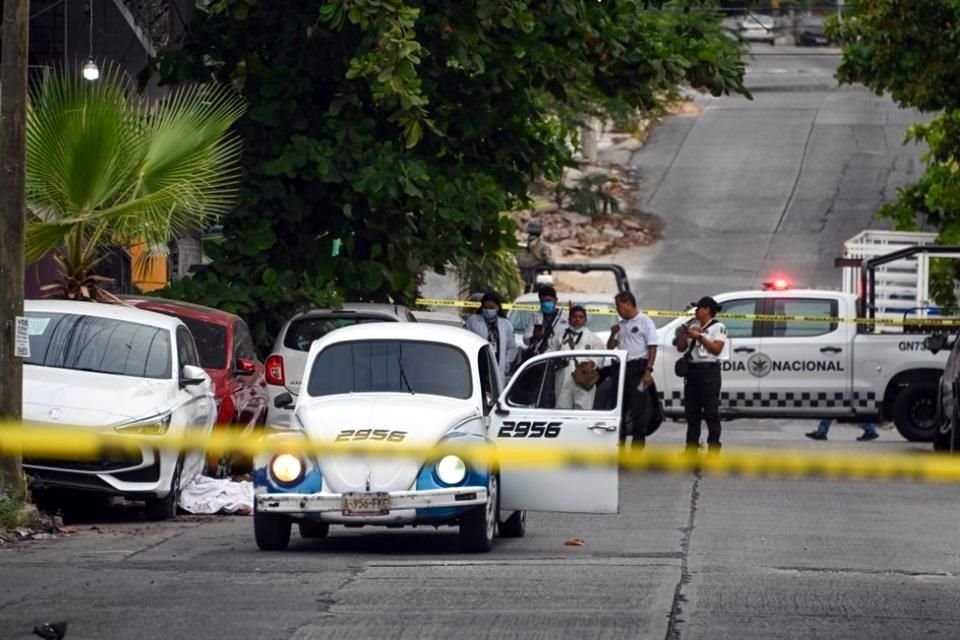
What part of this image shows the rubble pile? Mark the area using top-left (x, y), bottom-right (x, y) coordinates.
top-left (511, 169), bottom-right (661, 259)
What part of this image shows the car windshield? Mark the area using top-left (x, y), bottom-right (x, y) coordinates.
top-left (163, 315), bottom-right (227, 370)
top-left (307, 340), bottom-right (472, 399)
top-left (508, 302), bottom-right (617, 335)
top-left (284, 315), bottom-right (395, 352)
top-left (24, 312), bottom-right (172, 379)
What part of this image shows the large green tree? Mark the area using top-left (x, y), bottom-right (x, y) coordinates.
top-left (834, 1), bottom-right (960, 302)
top-left (149, 0), bottom-right (749, 349)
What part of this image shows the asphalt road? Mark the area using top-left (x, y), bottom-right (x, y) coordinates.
top-left (2, 422), bottom-right (958, 640)
top-left (3, 46), bottom-right (958, 640)
top-left (615, 45), bottom-right (926, 313)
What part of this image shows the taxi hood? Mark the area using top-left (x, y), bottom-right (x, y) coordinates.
top-left (295, 394), bottom-right (480, 493)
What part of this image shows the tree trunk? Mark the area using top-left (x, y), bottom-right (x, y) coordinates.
top-left (0, 0), bottom-right (30, 500)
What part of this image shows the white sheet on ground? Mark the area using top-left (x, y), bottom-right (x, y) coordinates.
top-left (179, 476), bottom-right (254, 515)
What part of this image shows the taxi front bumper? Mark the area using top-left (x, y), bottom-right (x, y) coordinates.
top-left (255, 486), bottom-right (488, 514)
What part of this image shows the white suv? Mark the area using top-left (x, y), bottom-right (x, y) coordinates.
top-left (264, 303), bottom-right (417, 428)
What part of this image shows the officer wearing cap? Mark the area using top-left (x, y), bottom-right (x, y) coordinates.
top-left (674, 296), bottom-right (729, 451)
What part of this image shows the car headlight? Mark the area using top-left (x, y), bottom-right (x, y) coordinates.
top-left (435, 455), bottom-right (467, 485)
top-left (271, 454), bottom-right (304, 485)
top-left (114, 413), bottom-right (172, 436)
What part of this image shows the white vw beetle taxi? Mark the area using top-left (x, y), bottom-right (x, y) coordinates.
top-left (253, 323), bottom-right (626, 552)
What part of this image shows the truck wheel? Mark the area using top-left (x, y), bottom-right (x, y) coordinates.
top-left (255, 509), bottom-right (291, 551)
top-left (460, 474), bottom-right (498, 553)
top-left (893, 382), bottom-right (938, 442)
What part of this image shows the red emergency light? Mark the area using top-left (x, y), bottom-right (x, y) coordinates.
top-left (762, 276), bottom-right (792, 291)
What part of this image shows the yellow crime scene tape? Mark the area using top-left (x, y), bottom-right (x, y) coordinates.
top-left (4, 424), bottom-right (960, 484)
top-left (415, 298), bottom-right (960, 327)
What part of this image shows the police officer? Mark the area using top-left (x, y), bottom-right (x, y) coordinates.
top-left (515, 220), bottom-right (554, 293)
top-left (607, 291), bottom-right (657, 448)
top-left (674, 296), bottom-right (728, 451)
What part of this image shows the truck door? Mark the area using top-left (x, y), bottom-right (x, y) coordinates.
top-left (757, 296), bottom-right (852, 416)
top-left (493, 350), bottom-right (623, 514)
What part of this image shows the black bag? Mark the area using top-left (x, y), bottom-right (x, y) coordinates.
top-left (674, 319), bottom-right (715, 377)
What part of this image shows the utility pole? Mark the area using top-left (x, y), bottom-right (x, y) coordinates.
top-left (0, 0), bottom-right (30, 500)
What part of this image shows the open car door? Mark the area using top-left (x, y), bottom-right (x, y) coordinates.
top-left (493, 350), bottom-right (624, 514)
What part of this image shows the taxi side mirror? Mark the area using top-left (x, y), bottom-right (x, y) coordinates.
top-left (923, 334), bottom-right (949, 354)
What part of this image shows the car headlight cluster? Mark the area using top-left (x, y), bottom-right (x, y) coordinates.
top-left (435, 455), bottom-right (467, 485)
top-left (271, 453), bottom-right (305, 485)
top-left (114, 413), bottom-right (172, 436)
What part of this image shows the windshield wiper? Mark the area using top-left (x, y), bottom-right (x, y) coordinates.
top-left (397, 348), bottom-right (415, 395)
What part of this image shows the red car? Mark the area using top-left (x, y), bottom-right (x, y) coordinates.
top-left (124, 296), bottom-right (269, 476)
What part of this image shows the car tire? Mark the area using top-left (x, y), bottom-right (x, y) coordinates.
top-left (935, 392), bottom-right (960, 452)
top-left (144, 456), bottom-right (183, 521)
top-left (893, 382), bottom-right (939, 442)
top-left (298, 519), bottom-right (330, 539)
top-left (459, 474), bottom-right (498, 553)
top-left (255, 509), bottom-right (292, 551)
top-left (499, 509), bottom-right (527, 538)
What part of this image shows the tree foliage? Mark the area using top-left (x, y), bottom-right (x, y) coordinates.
top-left (25, 63), bottom-right (244, 300)
top-left (833, 1), bottom-right (960, 303)
top-left (148, 0), bottom-right (749, 350)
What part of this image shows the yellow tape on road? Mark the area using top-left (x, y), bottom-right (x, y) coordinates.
top-left (416, 298), bottom-right (960, 327)
top-left (4, 424), bottom-right (960, 484)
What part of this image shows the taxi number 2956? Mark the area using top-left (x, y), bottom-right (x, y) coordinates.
top-left (497, 421), bottom-right (562, 438)
top-left (335, 429), bottom-right (408, 442)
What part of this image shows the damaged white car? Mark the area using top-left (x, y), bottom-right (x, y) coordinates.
top-left (253, 323), bottom-right (626, 552)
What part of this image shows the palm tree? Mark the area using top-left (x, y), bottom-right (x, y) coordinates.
top-left (25, 63), bottom-right (245, 300)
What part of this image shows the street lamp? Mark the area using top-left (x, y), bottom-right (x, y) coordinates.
top-left (82, 58), bottom-right (99, 81)
top-left (83, 1), bottom-right (98, 81)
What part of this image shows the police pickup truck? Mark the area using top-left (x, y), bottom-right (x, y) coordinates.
top-left (652, 286), bottom-right (948, 442)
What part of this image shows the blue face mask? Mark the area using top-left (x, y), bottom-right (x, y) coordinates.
top-left (482, 308), bottom-right (499, 320)
top-left (541, 301), bottom-right (556, 314)
top-left (569, 326), bottom-right (583, 334)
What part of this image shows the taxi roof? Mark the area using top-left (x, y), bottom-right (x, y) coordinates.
top-left (313, 320), bottom-right (488, 352)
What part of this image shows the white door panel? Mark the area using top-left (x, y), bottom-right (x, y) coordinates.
top-left (495, 350), bottom-right (623, 514)
top-left (758, 297), bottom-right (852, 416)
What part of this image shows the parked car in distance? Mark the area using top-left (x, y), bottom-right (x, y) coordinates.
top-left (124, 296), bottom-right (269, 476)
top-left (412, 310), bottom-right (466, 328)
top-left (738, 14), bottom-right (776, 45)
top-left (23, 299), bottom-right (217, 520)
top-left (265, 303), bottom-right (417, 428)
top-left (795, 16), bottom-right (829, 46)
top-left (924, 332), bottom-right (960, 451)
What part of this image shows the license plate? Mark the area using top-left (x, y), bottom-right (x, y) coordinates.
top-left (342, 492), bottom-right (390, 516)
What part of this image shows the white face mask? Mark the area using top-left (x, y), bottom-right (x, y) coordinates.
top-left (568, 326), bottom-right (584, 334)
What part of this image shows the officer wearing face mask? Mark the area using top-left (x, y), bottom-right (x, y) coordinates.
top-left (522, 285), bottom-right (569, 356)
top-left (465, 291), bottom-right (517, 380)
